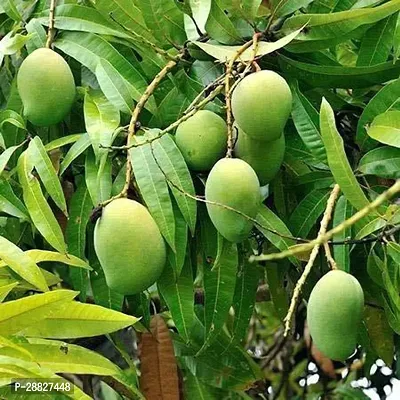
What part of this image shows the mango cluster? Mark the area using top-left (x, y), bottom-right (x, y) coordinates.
top-left (307, 270), bottom-right (364, 361)
top-left (17, 48), bottom-right (75, 126)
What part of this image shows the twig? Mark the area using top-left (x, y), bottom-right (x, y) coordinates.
top-left (250, 180), bottom-right (400, 263)
top-left (283, 184), bottom-right (341, 337)
top-left (324, 242), bottom-right (337, 270)
top-left (45, 0), bottom-right (57, 48)
top-left (225, 32), bottom-right (262, 158)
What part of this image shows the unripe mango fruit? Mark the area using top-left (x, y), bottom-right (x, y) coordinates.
top-left (94, 199), bottom-right (166, 295)
top-left (205, 158), bottom-right (260, 242)
top-left (307, 270), bottom-right (364, 361)
top-left (231, 70), bottom-right (292, 142)
top-left (17, 48), bottom-right (76, 126)
top-left (235, 125), bottom-right (285, 186)
top-left (175, 110), bottom-right (227, 171)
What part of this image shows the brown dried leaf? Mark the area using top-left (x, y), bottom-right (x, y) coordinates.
top-left (139, 315), bottom-right (180, 400)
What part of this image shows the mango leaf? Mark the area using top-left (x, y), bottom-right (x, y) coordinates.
top-left (55, 31), bottom-right (155, 112)
top-left (158, 252), bottom-right (194, 343)
top-left (367, 110), bottom-right (400, 148)
top-left (205, 0), bottom-right (241, 44)
top-left (151, 134), bottom-right (197, 233)
top-left (0, 179), bottom-right (29, 220)
top-left (289, 189), bottom-right (329, 238)
top-left (184, 372), bottom-right (224, 399)
top-left (59, 133), bottom-right (91, 175)
top-left (320, 98), bottom-right (373, 212)
top-left (358, 146), bottom-right (400, 179)
top-left (190, 0), bottom-right (211, 33)
top-left (130, 136), bottom-right (175, 249)
top-left (37, 5), bottom-right (131, 39)
top-left (355, 217), bottom-right (386, 239)
top-left (0, 290), bottom-right (77, 336)
top-left (17, 152), bottom-right (67, 253)
top-left (28, 136), bottom-right (67, 215)
top-left (265, 263), bottom-right (289, 320)
top-left (357, 13), bottom-right (398, 66)
top-left (25, 18), bottom-right (47, 53)
top-left (332, 196), bottom-right (354, 272)
top-left (0, 140), bottom-right (26, 177)
top-left (271, 0), bottom-right (314, 18)
top-left (357, 77), bottom-right (400, 151)
top-left (290, 80), bottom-right (327, 164)
top-left (388, 242), bottom-right (400, 266)
top-left (22, 301), bottom-right (138, 339)
top-left (44, 134), bottom-right (82, 152)
top-left (256, 205), bottom-right (299, 266)
top-left (0, 282), bottom-right (17, 302)
top-left (279, 54), bottom-right (400, 88)
top-left (193, 27), bottom-right (302, 62)
top-left (1, 0), bottom-right (22, 21)
top-left (0, 109), bottom-right (26, 133)
top-left (199, 236), bottom-right (238, 354)
top-left (95, 59), bottom-right (134, 115)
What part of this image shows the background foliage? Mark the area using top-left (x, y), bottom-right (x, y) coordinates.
top-left (0, 0), bottom-right (400, 399)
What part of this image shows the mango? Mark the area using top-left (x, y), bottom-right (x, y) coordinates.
top-left (307, 270), bottom-right (364, 361)
top-left (17, 48), bottom-right (76, 126)
top-left (205, 158), bottom-right (260, 242)
top-left (234, 125), bottom-right (285, 185)
top-left (175, 110), bottom-right (227, 171)
top-left (94, 198), bottom-right (166, 295)
top-left (231, 70), bottom-right (292, 142)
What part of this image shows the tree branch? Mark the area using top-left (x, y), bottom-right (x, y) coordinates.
top-left (45, 0), bottom-right (57, 48)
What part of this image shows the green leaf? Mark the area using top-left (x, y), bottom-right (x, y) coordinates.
top-left (95, 59), bottom-right (134, 114)
top-left (0, 141), bottom-right (26, 177)
top-left (265, 263), bottom-right (289, 320)
top-left (205, 0), bottom-right (241, 44)
top-left (271, 0), bottom-right (314, 18)
top-left (332, 196), bottom-right (354, 272)
top-left (151, 134), bottom-right (197, 233)
top-left (367, 110), bottom-right (400, 148)
top-left (37, 5), bottom-right (131, 39)
top-left (1, 0), bottom-right (22, 21)
top-left (356, 77), bottom-right (400, 151)
top-left (193, 27), bottom-right (302, 62)
top-left (358, 146), bottom-right (400, 179)
top-left (28, 137), bottom-right (67, 215)
top-left (355, 216), bottom-right (386, 239)
top-left (60, 133), bottom-right (91, 175)
top-left (25, 18), bottom-right (47, 53)
top-left (0, 109), bottom-right (26, 132)
top-left (256, 205), bottom-right (299, 266)
top-left (184, 372), bottom-right (224, 399)
top-left (388, 242), bottom-right (400, 266)
top-left (0, 282), bottom-right (17, 302)
top-left (17, 152), bottom-right (67, 253)
top-left (289, 189), bottom-right (330, 238)
top-left (290, 80), bottom-right (327, 164)
top-left (22, 301), bottom-right (138, 339)
top-left (129, 137), bottom-right (175, 249)
top-left (357, 13), bottom-right (398, 66)
top-left (44, 134), bottom-right (82, 152)
top-left (279, 54), bottom-right (400, 88)
top-left (199, 236), bottom-right (238, 354)
top-left (158, 252), bottom-right (194, 343)
top-left (320, 98), bottom-right (373, 212)
top-left (190, 0), bottom-right (211, 33)
top-left (0, 179), bottom-right (29, 220)
top-left (0, 290), bottom-right (77, 336)
top-left (55, 31), bottom-right (155, 112)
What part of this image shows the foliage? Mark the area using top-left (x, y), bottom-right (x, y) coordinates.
top-left (0, 0), bottom-right (399, 399)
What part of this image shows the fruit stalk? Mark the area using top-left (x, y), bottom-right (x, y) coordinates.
top-left (283, 184), bottom-right (341, 337)
top-left (225, 32), bottom-right (262, 158)
top-left (45, 0), bottom-right (57, 48)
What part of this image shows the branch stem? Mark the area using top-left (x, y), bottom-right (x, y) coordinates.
top-left (45, 0), bottom-right (57, 48)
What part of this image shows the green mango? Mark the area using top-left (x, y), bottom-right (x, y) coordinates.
top-left (205, 158), bottom-right (260, 242)
top-left (94, 198), bottom-right (166, 295)
top-left (17, 48), bottom-right (76, 126)
top-left (231, 70), bottom-right (292, 142)
top-left (175, 110), bottom-right (227, 171)
top-left (307, 270), bottom-right (364, 361)
top-left (234, 125), bottom-right (285, 185)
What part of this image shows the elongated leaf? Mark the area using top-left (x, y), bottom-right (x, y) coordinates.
top-left (25, 18), bottom-right (47, 53)
top-left (184, 372), bottom-right (224, 400)
top-left (38, 5), bottom-right (131, 38)
top-left (355, 217), bottom-right (386, 239)
top-left (130, 137), bottom-right (175, 249)
top-left (357, 13), bottom-right (398, 66)
top-left (2, 0), bottom-right (22, 21)
top-left (272, 0), bottom-right (314, 18)
top-left (320, 98), bottom-right (373, 213)
top-left (190, 0), bottom-right (211, 32)
top-left (199, 236), bottom-right (238, 354)
top-left (0, 179), bottom-right (28, 220)
top-left (45, 134), bottom-right (82, 152)
top-left (367, 110), bottom-right (400, 148)
top-left (18, 152), bottom-right (67, 253)
top-left (22, 301), bottom-right (138, 338)
top-left (357, 77), bottom-right (400, 151)
top-left (0, 282), bottom-right (17, 302)
top-left (55, 31), bottom-right (155, 112)
top-left (0, 290), bottom-right (77, 336)
top-left (193, 27), bottom-right (302, 62)
top-left (158, 253), bottom-right (194, 343)
top-left (256, 205), bottom-right (299, 266)
top-left (332, 196), bottom-right (354, 272)
top-left (358, 146), bottom-right (400, 179)
top-left (0, 109), bottom-right (26, 132)
top-left (289, 190), bottom-right (330, 238)
top-left (151, 134), bottom-right (197, 233)
top-left (60, 133), bottom-right (91, 175)
top-left (28, 136), bottom-right (67, 215)
top-left (388, 242), bottom-right (400, 265)
top-left (0, 142), bottom-right (26, 177)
